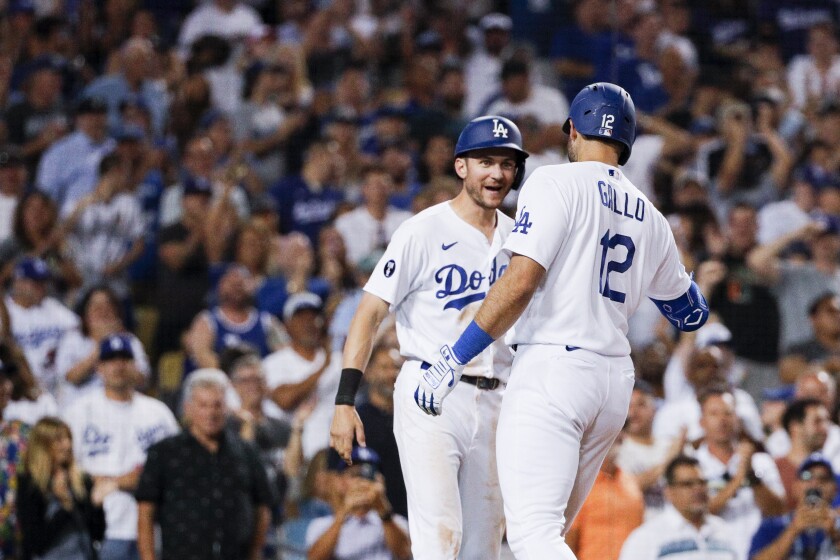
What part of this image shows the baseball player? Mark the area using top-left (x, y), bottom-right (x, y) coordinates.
top-left (330, 115), bottom-right (529, 560)
top-left (414, 83), bottom-right (709, 560)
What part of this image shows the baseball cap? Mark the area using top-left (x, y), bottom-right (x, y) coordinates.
top-left (762, 385), bottom-right (795, 403)
top-left (688, 116), bottom-right (717, 136)
top-left (633, 378), bottom-right (656, 396)
top-left (76, 97), bottom-right (108, 115)
top-left (813, 213), bottom-right (840, 237)
top-left (182, 175), bottom-right (213, 197)
top-left (22, 55), bottom-right (63, 79)
top-left (326, 107), bottom-right (360, 127)
top-left (695, 322), bottom-right (732, 349)
top-left (6, 0), bottom-right (35, 15)
top-left (282, 292), bottom-right (323, 322)
top-left (327, 446), bottom-right (381, 472)
top-left (500, 58), bottom-right (529, 80)
top-left (415, 30), bottom-right (443, 51)
top-left (0, 146), bottom-right (24, 168)
top-left (479, 13), bottom-right (513, 32)
top-left (375, 105), bottom-right (407, 121)
top-left (114, 124), bottom-right (145, 142)
top-left (99, 334), bottom-right (134, 361)
top-left (198, 109), bottom-right (227, 131)
top-left (119, 95), bottom-right (150, 114)
top-left (250, 194), bottom-right (277, 215)
top-left (798, 453), bottom-right (835, 478)
top-left (14, 257), bottom-right (51, 281)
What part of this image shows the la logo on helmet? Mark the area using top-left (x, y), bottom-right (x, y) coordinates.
top-left (492, 119), bottom-right (508, 138)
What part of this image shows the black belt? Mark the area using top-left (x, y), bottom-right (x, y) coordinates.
top-left (460, 374), bottom-right (501, 390)
top-left (420, 362), bottom-right (501, 390)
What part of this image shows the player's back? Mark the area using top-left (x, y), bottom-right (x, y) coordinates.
top-left (505, 162), bottom-right (689, 356)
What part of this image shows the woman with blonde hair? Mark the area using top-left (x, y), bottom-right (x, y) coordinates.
top-left (17, 417), bottom-right (113, 560)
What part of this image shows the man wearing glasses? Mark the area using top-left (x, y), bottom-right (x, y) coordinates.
top-left (619, 455), bottom-right (740, 560)
top-left (749, 453), bottom-right (840, 560)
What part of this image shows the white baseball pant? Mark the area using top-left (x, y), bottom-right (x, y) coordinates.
top-left (497, 344), bottom-right (634, 560)
top-left (393, 360), bottom-right (505, 560)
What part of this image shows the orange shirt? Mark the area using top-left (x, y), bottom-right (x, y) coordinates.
top-left (567, 467), bottom-right (645, 560)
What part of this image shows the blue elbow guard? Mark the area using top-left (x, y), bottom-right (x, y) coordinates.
top-left (650, 281), bottom-right (709, 332)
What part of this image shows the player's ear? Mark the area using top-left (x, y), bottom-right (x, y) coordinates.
top-left (454, 157), bottom-right (468, 180)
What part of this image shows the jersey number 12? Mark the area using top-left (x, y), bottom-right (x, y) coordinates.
top-left (598, 230), bottom-right (635, 303)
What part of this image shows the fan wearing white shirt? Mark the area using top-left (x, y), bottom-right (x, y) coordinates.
top-left (262, 293), bottom-right (340, 461)
top-left (695, 388), bottom-right (785, 560)
top-left (334, 166), bottom-right (412, 266)
top-left (619, 455), bottom-right (741, 560)
top-left (62, 334), bottom-right (179, 560)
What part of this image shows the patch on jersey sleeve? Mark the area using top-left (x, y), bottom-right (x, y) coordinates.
top-left (384, 259), bottom-right (396, 278)
top-left (512, 206), bottom-right (533, 235)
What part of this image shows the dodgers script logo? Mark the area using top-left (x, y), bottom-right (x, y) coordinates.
top-left (83, 426), bottom-right (111, 457)
top-left (435, 258), bottom-right (506, 311)
top-left (492, 119), bottom-right (508, 138)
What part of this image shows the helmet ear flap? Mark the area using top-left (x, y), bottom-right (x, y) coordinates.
top-left (511, 160), bottom-right (526, 190)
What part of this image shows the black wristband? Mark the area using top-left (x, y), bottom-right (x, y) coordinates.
top-left (335, 368), bottom-right (363, 405)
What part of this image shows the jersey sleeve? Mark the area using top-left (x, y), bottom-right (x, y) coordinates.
top-left (363, 224), bottom-right (422, 307)
top-left (503, 167), bottom-right (572, 270)
top-left (646, 214), bottom-right (692, 300)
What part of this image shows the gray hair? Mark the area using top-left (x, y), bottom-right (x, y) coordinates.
top-left (183, 368), bottom-right (230, 403)
top-left (230, 354), bottom-right (263, 379)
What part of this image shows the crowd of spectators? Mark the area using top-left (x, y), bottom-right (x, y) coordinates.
top-left (0, 0), bottom-right (840, 558)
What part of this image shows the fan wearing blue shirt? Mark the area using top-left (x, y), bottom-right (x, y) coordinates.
top-left (750, 454), bottom-right (840, 560)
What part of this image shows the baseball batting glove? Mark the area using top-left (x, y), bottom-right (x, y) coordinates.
top-left (414, 345), bottom-right (464, 416)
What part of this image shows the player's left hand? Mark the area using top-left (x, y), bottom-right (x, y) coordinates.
top-left (414, 345), bottom-right (464, 416)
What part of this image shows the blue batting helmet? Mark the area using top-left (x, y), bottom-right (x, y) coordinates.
top-left (454, 115), bottom-right (530, 189)
top-left (562, 83), bottom-right (636, 165)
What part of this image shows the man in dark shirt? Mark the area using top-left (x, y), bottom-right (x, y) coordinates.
top-left (356, 343), bottom-right (407, 518)
top-left (4, 57), bottom-right (68, 174)
top-left (136, 369), bottom-right (272, 560)
top-left (704, 203), bottom-right (781, 400)
top-left (154, 176), bottom-right (212, 357)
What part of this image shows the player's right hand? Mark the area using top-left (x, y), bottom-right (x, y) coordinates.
top-left (330, 405), bottom-right (366, 464)
top-left (414, 345), bottom-right (464, 416)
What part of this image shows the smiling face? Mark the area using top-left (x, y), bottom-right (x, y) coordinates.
top-left (455, 148), bottom-right (518, 210)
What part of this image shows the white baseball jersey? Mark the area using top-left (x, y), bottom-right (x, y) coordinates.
top-left (365, 202), bottom-right (513, 379)
top-left (62, 389), bottom-right (179, 539)
top-left (504, 163), bottom-right (691, 356)
top-left (5, 295), bottom-right (80, 396)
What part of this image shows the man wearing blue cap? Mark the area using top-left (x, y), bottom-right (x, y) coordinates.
top-left (5, 256), bottom-right (78, 396)
top-left (750, 453), bottom-right (840, 560)
top-left (62, 333), bottom-right (178, 560)
top-left (307, 447), bottom-right (410, 560)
